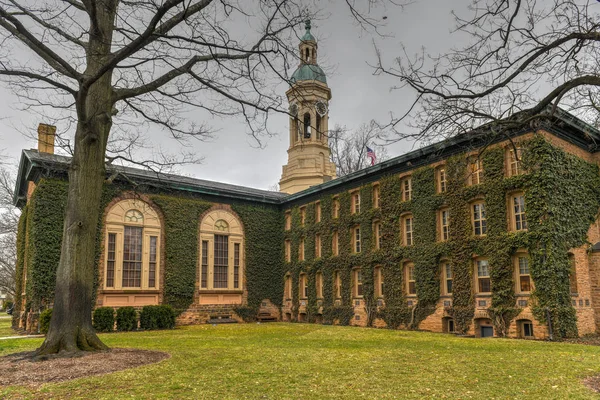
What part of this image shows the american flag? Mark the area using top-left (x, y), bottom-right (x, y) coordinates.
top-left (366, 146), bottom-right (377, 166)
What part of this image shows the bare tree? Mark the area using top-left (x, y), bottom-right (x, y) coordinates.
top-left (0, 168), bottom-right (18, 298)
top-left (0, 0), bottom-right (400, 355)
top-left (329, 121), bottom-right (388, 176)
top-left (376, 0), bottom-right (600, 142)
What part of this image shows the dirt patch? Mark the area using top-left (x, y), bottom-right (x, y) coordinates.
top-left (0, 348), bottom-right (170, 387)
top-left (583, 374), bottom-right (600, 393)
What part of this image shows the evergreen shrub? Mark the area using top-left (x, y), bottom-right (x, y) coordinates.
top-left (116, 306), bottom-right (137, 331)
top-left (140, 305), bottom-right (176, 330)
top-left (93, 307), bottom-right (115, 332)
top-left (39, 308), bottom-right (52, 334)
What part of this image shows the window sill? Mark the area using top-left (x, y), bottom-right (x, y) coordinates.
top-left (199, 289), bottom-right (244, 294)
top-left (101, 289), bottom-right (160, 293)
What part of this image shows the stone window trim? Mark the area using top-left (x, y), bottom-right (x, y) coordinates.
top-left (284, 273), bottom-right (292, 300)
top-left (284, 239), bottom-right (291, 263)
top-left (508, 191), bottom-right (528, 232)
top-left (299, 237), bottom-right (305, 261)
top-left (506, 146), bottom-right (524, 177)
top-left (351, 190), bottom-right (361, 214)
top-left (404, 261), bottom-right (416, 296)
top-left (284, 210), bottom-right (292, 231)
top-left (199, 207), bottom-right (245, 292)
top-left (332, 230), bottom-right (339, 256)
top-left (401, 176), bottom-right (412, 202)
top-left (300, 206), bottom-right (307, 226)
top-left (373, 219), bottom-right (382, 250)
top-left (332, 196), bottom-right (340, 219)
top-left (102, 197), bottom-right (163, 292)
top-left (514, 253), bottom-right (532, 294)
top-left (474, 258), bottom-right (491, 294)
top-left (351, 225), bottom-right (361, 253)
top-left (467, 156), bottom-right (484, 186)
top-left (315, 233), bottom-right (322, 258)
top-left (440, 260), bottom-right (452, 296)
top-left (316, 271), bottom-right (324, 299)
top-left (334, 270), bottom-right (342, 299)
top-left (353, 267), bottom-right (363, 298)
top-left (374, 266), bottom-right (384, 298)
top-left (315, 201), bottom-right (322, 223)
top-left (470, 200), bottom-right (487, 237)
top-left (401, 213), bottom-right (413, 246)
top-left (299, 272), bottom-right (308, 299)
top-left (373, 183), bottom-right (381, 209)
top-left (438, 208), bottom-right (449, 242)
top-left (436, 166), bottom-right (447, 194)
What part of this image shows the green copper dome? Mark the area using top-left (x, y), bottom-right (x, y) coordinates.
top-left (301, 20), bottom-right (316, 41)
top-left (291, 64), bottom-right (327, 84)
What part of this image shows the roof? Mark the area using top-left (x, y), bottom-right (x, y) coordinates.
top-left (13, 108), bottom-right (600, 209)
top-left (13, 150), bottom-right (287, 207)
top-left (301, 20), bottom-right (315, 42)
top-left (291, 64), bottom-right (327, 84)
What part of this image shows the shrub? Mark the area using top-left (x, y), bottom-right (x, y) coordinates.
top-left (116, 307), bottom-right (137, 331)
top-left (140, 305), bottom-right (177, 330)
top-left (234, 306), bottom-right (257, 322)
top-left (93, 307), bottom-right (115, 332)
top-left (39, 308), bottom-right (52, 334)
top-left (3, 300), bottom-right (13, 311)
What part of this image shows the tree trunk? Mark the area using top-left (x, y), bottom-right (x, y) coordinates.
top-left (36, 0), bottom-right (117, 355)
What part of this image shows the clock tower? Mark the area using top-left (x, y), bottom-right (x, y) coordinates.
top-left (279, 20), bottom-right (337, 194)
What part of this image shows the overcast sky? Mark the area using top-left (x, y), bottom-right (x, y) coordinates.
top-left (0, 1), bottom-right (464, 191)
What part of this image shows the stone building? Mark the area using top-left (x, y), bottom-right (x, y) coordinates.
top-left (11, 23), bottom-right (600, 339)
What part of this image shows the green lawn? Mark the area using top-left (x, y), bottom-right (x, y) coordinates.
top-left (1, 318), bottom-right (599, 399)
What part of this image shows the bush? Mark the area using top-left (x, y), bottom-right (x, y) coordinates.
top-left (93, 307), bottom-right (115, 332)
top-left (234, 306), bottom-right (257, 322)
top-left (139, 305), bottom-right (177, 330)
top-left (39, 308), bottom-right (52, 334)
top-left (116, 307), bottom-right (137, 331)
top-left (3, 300), bottom-right (13, 311)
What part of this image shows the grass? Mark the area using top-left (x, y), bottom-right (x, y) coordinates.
top-left (0, 317), bottom-right (599, 399)
top-left (0, 315), bottom-right (15, 338)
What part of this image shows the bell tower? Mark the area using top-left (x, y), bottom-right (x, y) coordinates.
top-left (279, 20), bottom-right (337, 194)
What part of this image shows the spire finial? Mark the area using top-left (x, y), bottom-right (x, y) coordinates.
top-left (305, 19), bottom-right (311, 32)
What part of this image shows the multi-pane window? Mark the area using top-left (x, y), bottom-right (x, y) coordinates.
top-left (299, 238), bottom-right (305, 261)
top-left (373, 220), bottom-right (382, 250)
top-left (373, 184), bottom-right (381, 208)
top-left (234, 243), bottom-right (240, 289)
top-left (213, 234), bottom-right (229, 289)
top-left (516, 256), bottom-right (531, 293)
top-left (442, 262), bottom-right (452, 295)
top-left (201, 240), bottom-right (208, 288)
top-left (522, 321), bottom-right (534, 338)
top-left (300, 273), bottom-right (308, 298)
top-left (354, 269), bottom-right (363, 297)
top-left (199, 212), bottom-right (243, 292)
top-left (405, 263), bottom-right (416, 295)
top-left (468, 158), bottom-right (483, 185)
top-left (316, 271), bottom-right (323, 298)
top-left (353, 226), bottom-right (361, 253)
top-left (315, 234), bottom-right (321, 258)
top-left (403, 215), bottom-right (413, 246)
top-left (333, 197), bottom-right (340, 218)
top-left (285, 239), bottom-right (291, 262)
top-left (508, 148), bottom-right (523, 176)
top-left (402, 178), bottom-right (412, 201)
top-left (440, 209), bottom-right (449, 241)
top-left (352, 192), bottom-right (361, 214)
top-left (104, 202), bottom-right (162, 292)
top-left (300, 207), bottom-right (306, 226)
top-left (512, 194), bottom-right (527, 231)
top-left (569, 254), bottom-right (578, 294)
top-left (332, 231), bottom-right (339, 256)
top-left (284, 274), bottom-right (292, 299)
top-left (315, 202), bottom-right (322, 223)
top-left (375, 266), bottom-right (384, 298)
top-left (438, 167), bottom-right (447, 193)
top-left (122, 226), bottom-right (143, 287)
top-left (106, 233), bottom-right (116, 288)
top-left (285, 212), bottom-right (291, 230)
top-left (334, 270), bottom-right (342, 298)
top-left (472, 202), bottom-right (487, 236)
top-left (476, 259), bottom-right (491, 293)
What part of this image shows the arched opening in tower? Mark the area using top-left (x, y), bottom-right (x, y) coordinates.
top-left (303, 113), bottom-right (311, 139)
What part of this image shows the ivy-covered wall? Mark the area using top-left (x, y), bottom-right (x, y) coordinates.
top-left (14, 180), bottom-right (283, 319)
top-left (283, 135), bottom-right (600, 338)
top-left (13, 134), bottom-right (600, 338)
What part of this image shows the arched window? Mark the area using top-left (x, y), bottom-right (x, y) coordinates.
top-left (303, 113), bottom-right (311, 138)
top-left (305, 48), bottom-right (310, 62)
top-left (199, 209), bottom-right (244, 290)
top-left (104, 199), bottom-right (161, 290)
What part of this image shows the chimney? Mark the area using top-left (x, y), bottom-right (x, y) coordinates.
top-left (37, 123), bottom-right (56, 154)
